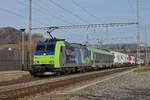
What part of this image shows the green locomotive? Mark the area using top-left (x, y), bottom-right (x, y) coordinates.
top-left (30, 39), bottom-right (114, 76)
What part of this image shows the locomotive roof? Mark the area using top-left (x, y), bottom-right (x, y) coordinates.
top-left (44, 38), bottom-right (65, 42)
top-left (88, 47), bottom-right (113, 55)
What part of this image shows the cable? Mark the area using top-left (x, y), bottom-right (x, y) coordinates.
top-left (127, 0), bottom-right (134, 11)
top-left (71, 0), bottom-right (101, 21)
top-left (16, 0), bottom-right (51, 25)
top-left (33, 1), bottom-right (73, 25)
top-left (0, 7), bottom-right (44, 26)
top-left (15, 0), bottom-right (86, 25)
top-left (16, 0), bottom-right (50, 24)
top-left (16, 0), bottom-right (73, 25)
top-left (43, 1), bottom-right (74, 24)
top-left (16, 0), bottom-right (28, 7)
top-left (0, 7), bottom-right (28, 27)
top-left (0, 7), bottom-right (25, 18)
top-left (48, 0), bottom-right (88, 23)
top-left (43, 0), bottom-right (73, 24)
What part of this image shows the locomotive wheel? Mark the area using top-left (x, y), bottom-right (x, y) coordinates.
top-left (30, 72), bottom-right (38, 77)
top-left (81, 68), bottom-right (85, 73)
top-left (55, 72), bottom-right (61, 76)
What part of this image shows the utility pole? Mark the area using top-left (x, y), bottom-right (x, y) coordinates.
top-left (145, 25), bottom-right (148, 64)
top-left (28, 0), bottom-right (32, 69)
top-left (96, 38), bottom-right (103, 49)
top-left (136, 0), bottom-right (141, 60)
top-left (86, 26), bottom-right (89, 46)
top-left (106, 26), bottom-right (109, 49)
top-left (20, 29), bottom-right (25, 70)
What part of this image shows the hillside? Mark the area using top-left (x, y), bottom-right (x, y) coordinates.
top-left (0, 27), bottom-right (22, 44)
top-left (0, 27), bottom-right (44, 46)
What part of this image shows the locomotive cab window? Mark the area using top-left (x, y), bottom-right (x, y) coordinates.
top-left (36, 44), bottom-right (56, 52)
top-left (36, 45), bottom-right (45, 52)
top-left (46, 44), bottom-right (56, 52)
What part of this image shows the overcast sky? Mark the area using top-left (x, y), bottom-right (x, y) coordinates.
top-left (0, 0), bottom-right (149, 45)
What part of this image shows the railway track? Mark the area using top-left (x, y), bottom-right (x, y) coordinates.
top-left (0, 67), bottom-right (135, 100)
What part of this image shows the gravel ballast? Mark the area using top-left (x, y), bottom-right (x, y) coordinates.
top-left (0, 71), bottom-right (30, 82)
top-left (0, 69), bottom-right (117, 92)
top-left (30, 70), bottom-right (150, 100)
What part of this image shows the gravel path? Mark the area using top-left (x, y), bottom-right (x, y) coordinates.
top-left (75, 71), bottom-right (150, 100)
top-left (30, 69), bottom-right (150, 100)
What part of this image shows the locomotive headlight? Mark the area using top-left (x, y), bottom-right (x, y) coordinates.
top-left (35, 61), bottom-right (39, 64)
top-left (50, 61), bottom-right (54, 63)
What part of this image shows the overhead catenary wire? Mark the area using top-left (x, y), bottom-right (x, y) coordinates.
top-left (16, 0), bottom-right (71, 26)
top-left (16, 0), bottom-right (28, 7)
top-left (71, 0), bottom-right (101, 21)
top-left (34, 1), bottom-right (73, 25)
top-left (0, 7), bottom-right (45, 26)
top-left (48, 0), bottom-right (89, 23)
top-left (41, 0), bottom-right (75, 25)
top-left (0, 7), bottom-right (27, 28)
top-left (16, 0), bottom-right (55, 25)
top-left (0, 7), bottom-right (25, 18)
top-left (16, 0), bottom-right (74, 26)
top-left (127, 0), bottom-right (135, 12)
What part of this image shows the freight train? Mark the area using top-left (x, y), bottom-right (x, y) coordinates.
top-left (30, 39), bottom-right (144, 76)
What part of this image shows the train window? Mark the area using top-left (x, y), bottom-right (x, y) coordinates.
top-left (46, 44), bottom-right (56, 52)
top-left (84, 49), bottom-right (89, 57)
top-left (121, 56), bottom-right (123, 59)
top-left (36, 45), bottom-right (45, 52)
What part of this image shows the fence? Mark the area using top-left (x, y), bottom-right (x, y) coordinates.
top-left (0, 50), bottom-right (28, 71)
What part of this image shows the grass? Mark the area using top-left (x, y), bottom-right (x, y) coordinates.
top-left (0, 44), bottom-right (19, 49)
top-left (134, 64), bottom-right (150, 72)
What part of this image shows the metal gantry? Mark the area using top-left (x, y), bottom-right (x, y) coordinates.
top-left (32, 22), bottom-right (138, 31)
top-left (31, 22), bottom-right (138, 46)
